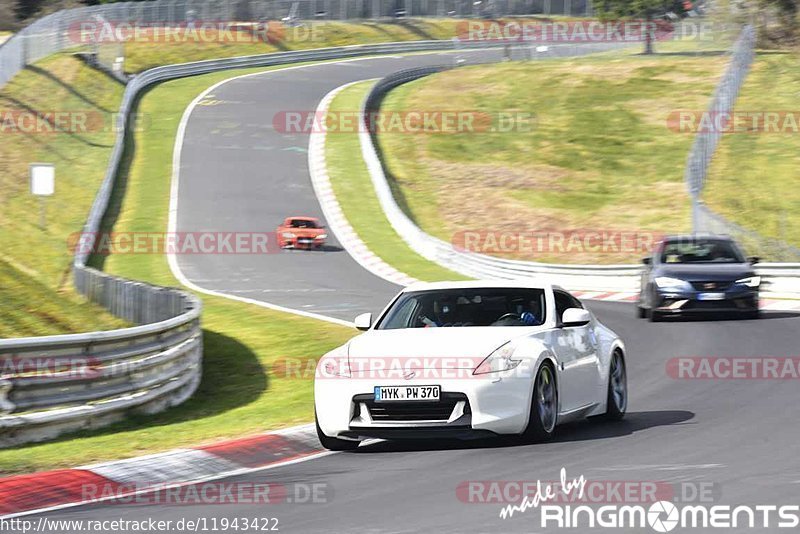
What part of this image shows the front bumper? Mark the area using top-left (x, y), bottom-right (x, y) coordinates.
top-left (653, 286), bottom-right (758, 314)
top-left (281, 237), bottom-right (325, 249)
top-left (314, 371), bottom-right (535, 440)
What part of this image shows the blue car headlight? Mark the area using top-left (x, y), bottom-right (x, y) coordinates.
top-left (654, 276), bottom-right (692, 292)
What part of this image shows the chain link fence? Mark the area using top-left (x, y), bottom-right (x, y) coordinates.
top-left (684, 24), bottom-right (800, 261)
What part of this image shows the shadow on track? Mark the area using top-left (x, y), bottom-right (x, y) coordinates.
top-left (351, 410), bottom-right (694, 454)
top-left (651, 310), bottom-right (800, 323)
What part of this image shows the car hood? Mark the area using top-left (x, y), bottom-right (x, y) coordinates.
top-left (347, 327), bottom-right (534, 369)
top-left (285, 228), bottom-right (324, 238)
top-left (656, 263), bottom-right (755, 281)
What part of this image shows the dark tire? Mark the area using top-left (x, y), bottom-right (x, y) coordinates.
top-left (603, 351), bottom-right (627, 421)
top-left (315, 414), bottom-right (360, 451)
top-left (742, 309), bottom-right (760, 320)
top-left (647, 308), bottom-right (662, 322)
top-left (636, 304), bottom-right (646, 319)
top-left (522, 362), bottom-right (558, 442)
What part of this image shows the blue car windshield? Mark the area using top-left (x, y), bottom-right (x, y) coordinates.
top-left (660, 239), bottom-right (744, 264)
top-left (376, 288), bottom-right (547, 329)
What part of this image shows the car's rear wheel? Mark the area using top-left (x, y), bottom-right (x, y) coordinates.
top-left (522, 362), bottom-right (558, 441)
top-left (603, 351), bottom-right (627, 421)
top-left (636, 304), bottom-right (646, 318)
top-left (315, 413), bottom-right (360, 451)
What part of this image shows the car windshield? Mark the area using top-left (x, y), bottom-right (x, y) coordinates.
top-left (660, 239), bottom-right (744, 264)
top-left (376, 288), bottom-right (547, 329)
top-left (290, 219), bottom-right (317, 228)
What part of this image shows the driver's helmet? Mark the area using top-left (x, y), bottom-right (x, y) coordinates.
top-left (520, 311), bottom-right (537, 326)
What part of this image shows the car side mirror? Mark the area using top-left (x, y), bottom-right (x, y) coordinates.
top-left (561, 308), bottom-right (591, 328)
top-left (748, 256), bottom-right (760, 265)
top-left (354, 312), bottom-right (372, 331)
top-left (642, 257), bottom-right (652, 265)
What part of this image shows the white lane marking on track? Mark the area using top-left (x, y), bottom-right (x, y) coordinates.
top-left (168, 51), bottom-right (491, 326)
top-left (591, 464), bottom-right (725, 472)
top-left (307, 82), bottom-right (418, 287)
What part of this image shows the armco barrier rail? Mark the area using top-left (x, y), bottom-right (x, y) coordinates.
top-left (0, 39), bottom-right (562, 448)
top-left (360, 64), bottom-right (642, 292)
top-left (0, 0), bottom-right (594, 91)
top-left (359, 65), bottom-right (800, 297)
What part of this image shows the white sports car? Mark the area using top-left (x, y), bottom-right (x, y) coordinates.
top-left (314, 281), bottom-right (627, 450)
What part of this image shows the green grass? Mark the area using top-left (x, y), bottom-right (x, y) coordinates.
top-left (376, 52), bottom-right (729, 264)
top-left (0, 55), bottom-right (131, 336)
top-left (325, 81), bottom-right (467, 281)
top-left (0, 65), bottom-right (356, 476)
top-left (702, 52), bottom-right (800, 257)
top-left (0, 258), bottom-right (127, 337)
top-left (119, 17), bottom-right (566, 73)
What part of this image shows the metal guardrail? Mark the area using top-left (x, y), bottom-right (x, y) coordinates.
top-left (359, 63), bottom-right (800, 297)
top-left (0, 0), bottom-right (594, 91)
top-left (360, 64), bottom-right (643, 293)
top-left (0, 38), bottom-right (556, 448)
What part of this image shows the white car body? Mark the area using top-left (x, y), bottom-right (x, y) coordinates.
top-left (314, 280), bottom-right (626, 443)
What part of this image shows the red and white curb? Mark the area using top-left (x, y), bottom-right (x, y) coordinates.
top-left (0, 424), bottom-right (324, 518)
top-left (307, 81), bottom-right (419, 288)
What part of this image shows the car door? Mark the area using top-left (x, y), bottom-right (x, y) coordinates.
top-left (552, 290), bottom-right (601, 412)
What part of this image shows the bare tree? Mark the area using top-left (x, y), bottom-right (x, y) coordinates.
top-left (0, 0), bottom-right (18, 31)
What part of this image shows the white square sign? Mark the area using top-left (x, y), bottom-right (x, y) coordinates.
top-left (30, 164), bottom-right (55, 196)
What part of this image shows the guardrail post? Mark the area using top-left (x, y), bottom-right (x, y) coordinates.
top-left (0, 378), bottom-right (14, 415)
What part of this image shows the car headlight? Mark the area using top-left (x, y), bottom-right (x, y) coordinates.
top-left (473, 342), bottom-right (521, 375)
top-left (654, 276), bottom-right (691, 291)
top-left (317, 346), bottom-right (350, 378)
top-left (316, 234), bottom-right (328, 239)
top-left (281, 232), bottom-right (295, 239)
top-left (735, 276), bottom-right (761, 288)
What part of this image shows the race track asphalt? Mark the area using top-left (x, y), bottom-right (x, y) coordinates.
top-left (173, 45), bottom-right (616, 321)
top-left (25, 45), bottom-right (800, 533)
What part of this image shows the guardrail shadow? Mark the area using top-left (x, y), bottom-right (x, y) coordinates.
top-left (4, 330), bottom-right (266, 450)
top-left (352, 410), bottom-right (694, 453)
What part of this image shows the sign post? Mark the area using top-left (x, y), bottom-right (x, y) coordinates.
top-left (30, 163), bottom-right (55, 229)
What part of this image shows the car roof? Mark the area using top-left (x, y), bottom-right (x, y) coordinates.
top-left (402, 280), bottom-right (555, 292)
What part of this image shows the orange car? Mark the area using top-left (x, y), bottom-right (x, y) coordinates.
top-left (276, 216), bottom-right (327, 249)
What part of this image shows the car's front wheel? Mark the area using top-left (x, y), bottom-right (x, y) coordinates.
top-left (603, 351), bottom-right (627, 421)
top-left (522, 362), bottom-right (558, 441)
top-left (315, 414), bottom-right (361, 451)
